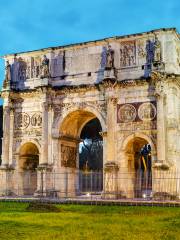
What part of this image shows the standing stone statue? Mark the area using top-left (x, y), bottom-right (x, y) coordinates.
top-left (105, 45), bottom-right (114, 69)
top-left (154, 35), bottom-right (161, 62)
top-left (41, 55), bottom-right (50, 78)
top-left (3, 60), bottom-right (11, 88)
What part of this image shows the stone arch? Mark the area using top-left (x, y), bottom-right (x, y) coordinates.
top-left (122, 132), bottom-right (156, 155)
top-left (18, 142), bottom-right (40, 170)
top-left (121, 132), bottom-right (154, 198)
top-left (18, 141), bottom-right (40, 196)
top-left (56, 107), bottom-right (104, 195)
top-left (53, 105), bottom-right (107, 135)
top-left (16, 139), bottom-right (41, 155)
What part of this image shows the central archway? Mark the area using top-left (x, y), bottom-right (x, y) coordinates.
top-left (59, 109), bottom-right (104, 196)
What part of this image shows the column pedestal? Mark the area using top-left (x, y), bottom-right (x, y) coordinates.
top-left (35, 164), bottom-right (54, 197)
top-left (0, 165), bottom-right (14, 196)
top-left (102, 162), bottom-right (119, 199)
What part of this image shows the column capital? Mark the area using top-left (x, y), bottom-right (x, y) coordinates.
top-left (108, 97), bottom-right (117, 106)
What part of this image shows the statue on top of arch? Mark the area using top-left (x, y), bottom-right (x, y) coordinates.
top-left (3, 60), bottom-right (11, 89)
top-left (105, 45), bottom-right (114, 70)
top-left (41, 55), bottom-right (50, 78)
top-left (153, 35), bottom-right (162, 63)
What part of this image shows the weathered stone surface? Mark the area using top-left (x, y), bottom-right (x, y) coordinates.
top-left (1, 28), bottom-right (180, 198)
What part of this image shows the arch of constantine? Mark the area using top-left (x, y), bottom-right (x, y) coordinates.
top-left (1, 28), bottom-right (180, 199)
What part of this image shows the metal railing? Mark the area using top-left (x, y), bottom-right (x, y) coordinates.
top-left (0, 169), bottom-right (179, 201)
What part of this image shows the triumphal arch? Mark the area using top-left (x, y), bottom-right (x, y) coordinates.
top-left (1, 28), bottom-right (180, 199)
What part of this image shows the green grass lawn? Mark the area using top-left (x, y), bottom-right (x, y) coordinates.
top-left (0, 202), bottom-right (179, 240)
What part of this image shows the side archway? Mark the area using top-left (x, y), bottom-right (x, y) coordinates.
top-left (121, 133), bottom-right (155, 198)
top-left (18, 142), bottom-right (39, 195)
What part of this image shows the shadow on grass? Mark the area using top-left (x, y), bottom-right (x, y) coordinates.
top-left (26, 202), bottom-right (61, 213)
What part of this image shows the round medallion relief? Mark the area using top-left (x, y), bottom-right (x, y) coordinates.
top-left (118, 104), bottom-right (136, 122)
top-left (15, 113), bottom-right (30, 129)
top-left (31, 112), bottom-right (42, 128)
top-left (138, 102), bottom-right (156, 121)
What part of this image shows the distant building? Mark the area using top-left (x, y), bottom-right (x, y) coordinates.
top-left (0, 28), bottom-right (180, 199)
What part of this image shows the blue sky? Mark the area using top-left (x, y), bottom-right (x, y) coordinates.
top-left (0, 0), bottom-right (180, 95)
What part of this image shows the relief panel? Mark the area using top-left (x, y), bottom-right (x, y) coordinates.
top-left (120, 40), bottom-right (136, 67)
top-left (61, 144), bottom-right (77, 168)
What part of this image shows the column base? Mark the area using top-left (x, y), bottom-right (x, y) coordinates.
top-left (103, 162), bottom-right (119, 199)
top-left (36, 164), bottom-right (53, 197)
top-left (0, 165), bottom-right (15, 196)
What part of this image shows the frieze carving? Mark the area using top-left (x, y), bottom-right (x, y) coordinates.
top-left (61, 144), bottom-right (77, 168)
top-left (118, 121), bottom-right (157, 131)
top-left (120, 41), bottom-right (136, 67)
top-left (117, 101), bottom-right (157, 123)
top-left (14, 129), bottom-right (42, 137)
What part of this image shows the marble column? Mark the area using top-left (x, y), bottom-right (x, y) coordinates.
top-left (156, 93), bottom-right (166, 163)
top-left (40, 102), bottom-right (49, 165)
top-left (9, 108), bottom-right (15, 166)
top-left (106, 97), bottom-right (117, 163)
top-left (103, 97), bottom-right (119, 198)
top-left (0, 105), bottom-right (14, 196)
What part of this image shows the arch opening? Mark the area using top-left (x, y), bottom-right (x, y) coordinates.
top-left (59, 110), bottom-right (104, 194)
top-left (125, 137), bottom-right (152, 198)
top-left (19, 142), bottom-right (39, 195)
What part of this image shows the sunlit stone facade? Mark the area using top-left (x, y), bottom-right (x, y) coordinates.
top-left (1, 28), bottom-right (180, 199)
